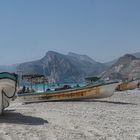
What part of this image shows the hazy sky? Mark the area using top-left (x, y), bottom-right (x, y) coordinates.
top-left (0, 0), bottom-right (140, 65)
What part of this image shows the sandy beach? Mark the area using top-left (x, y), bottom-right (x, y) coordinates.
top-left (0, 89), bottom-right (140, 140)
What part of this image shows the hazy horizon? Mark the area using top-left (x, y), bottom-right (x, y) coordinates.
top-left (0, 0), bottom-right (140, 65)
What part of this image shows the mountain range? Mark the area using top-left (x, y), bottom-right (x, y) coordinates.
top-left (16, 51), bottom-right (107, 83)
top-left (104, 52), bottom-right (140, 66)
top-left (0, 51), bottom-right (140, 83)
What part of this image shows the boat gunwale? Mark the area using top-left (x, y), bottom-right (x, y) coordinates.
top-left (0, 72), bottom-right (18, 82)
top-left (18, 81), bottom-right (119, 97)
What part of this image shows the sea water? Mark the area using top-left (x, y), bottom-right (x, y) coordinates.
top-left (21, 83), bottom-right (86, 92)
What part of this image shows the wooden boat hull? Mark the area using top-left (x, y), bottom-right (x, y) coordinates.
top-left (115, 79), bottom-right (140, 91)
top-left (0, 73), bottom-right (18, 115)
top-left (18, 82), bottom-right (119, 103)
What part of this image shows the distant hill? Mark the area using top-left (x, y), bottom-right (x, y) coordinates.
top-left (133, 52), bottom-right (140, 58)
top-left (67, 52), bottom-right (97, 64)
top-left (105, 52), bottom-right (140, 67)
top-left (102, 54), bottom-right (140, 80)
top-left (67, 52), bottom-right (106, 76)
top-left (17, 51), bottom-right (107, 83)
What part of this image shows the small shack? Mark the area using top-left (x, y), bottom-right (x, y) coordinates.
top-left (22, 74), bottom-right (48, 92)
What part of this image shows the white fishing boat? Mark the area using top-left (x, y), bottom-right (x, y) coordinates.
top-left (0, 72), bottom-right (18, 115)
top-left (17, 75), bottom-right (119, 103)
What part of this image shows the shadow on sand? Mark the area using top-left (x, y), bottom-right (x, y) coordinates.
top-left (85, 100), bottom-right (137, 105)
top-left (51, 99), bottom-right (137, 105)
top-left (0, 110), bottom-right (48, 125)
top-left (25, 99), bottom-right (137, 106)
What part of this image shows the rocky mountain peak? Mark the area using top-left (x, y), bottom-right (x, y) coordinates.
top-left (68, 52), bottom-right (97, 64)
top-left (117, 54), bottom-right (137, 63)
top-left (102, 53), bottom-right (140, 80)
top-left (44, 51), bottom-right (63, 58)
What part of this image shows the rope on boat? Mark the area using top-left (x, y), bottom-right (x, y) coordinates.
top-left (2, 90), bottom-right (9, 109)
top-left (2, 89), bottom-right (16, 99)
top-left (0, 89), bottom-right (3, 114)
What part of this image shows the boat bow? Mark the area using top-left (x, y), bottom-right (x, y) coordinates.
top-left (0, 72), bottom-right (18, 115)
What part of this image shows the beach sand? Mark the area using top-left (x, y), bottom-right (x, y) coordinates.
top-left (0, 89), bottom-right (140, 140)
